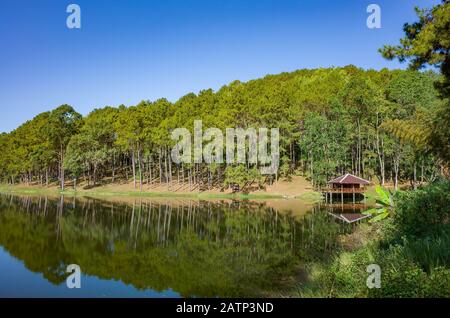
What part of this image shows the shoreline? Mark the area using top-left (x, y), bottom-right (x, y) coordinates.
top-left (0, 176), bottom-right (324, 203)
top-left (0, 184), bottom-right (323, 203)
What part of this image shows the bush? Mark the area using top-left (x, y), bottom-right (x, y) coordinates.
top-left (298, 226), bottom-right (450, 297)
top-left (300, 242), bottom-right (450, 298)
top-left (297, 182), bottom-right (450, 298)
top-left (393, 181), bottom-right (450, 237)
top-left (369, 246), bottom-right (450, 298)
top-left (297, 244), bottom-right (377, 298)
top-left (399, 230), bottom-right (450, 271)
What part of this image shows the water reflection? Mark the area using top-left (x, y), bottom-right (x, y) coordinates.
top-left (0, 194), bottom-right (365, 298)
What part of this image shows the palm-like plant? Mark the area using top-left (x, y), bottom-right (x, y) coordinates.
top-left (363, 185), bottom-right (394, 222)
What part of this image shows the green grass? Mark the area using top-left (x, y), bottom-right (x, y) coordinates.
top-left (295, 191), bottom-right (323, 203)
top-left (0, 185), bottom-right (62, 196)
top-left (0, 184), bottom-right (286, 200)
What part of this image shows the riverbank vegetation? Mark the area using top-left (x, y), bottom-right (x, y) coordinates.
top-left (296, 181), bottom-right (450, 297)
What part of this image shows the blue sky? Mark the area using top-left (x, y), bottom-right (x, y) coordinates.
top-left (0, 0), bottom-right (440, 132)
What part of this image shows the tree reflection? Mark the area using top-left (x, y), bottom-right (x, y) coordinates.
top-left (0, 195), bottom-right (347, 297)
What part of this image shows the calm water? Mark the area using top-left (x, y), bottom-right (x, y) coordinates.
top-left (0, 194), bottom-right (367, 298)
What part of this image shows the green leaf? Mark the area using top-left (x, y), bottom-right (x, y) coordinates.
top-left (362, 208), bottom-right (381, 215)
top-left (369, 210), bottom-right (389, 223)
top-left (375, 185), bottom-right (391, 206)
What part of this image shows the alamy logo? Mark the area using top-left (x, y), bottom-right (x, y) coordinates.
top-left (366, 264), bottom-right (381, 289)
top-left (366, 4), bottom-right (381, 29)
top-left (171, 120), bottom-right (279, 174)
top-left (66, 4), bottom-right (81, 29)
top-left (66, 264), bottom-right (81, 289)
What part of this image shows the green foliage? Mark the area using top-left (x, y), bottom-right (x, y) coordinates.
top-left (393, 181), bottom-right (450, 237)
top-left (64, 135), bottom-right (88, 179)
top-left (380, 1), bottom-right (450, 97)
top-left (375, 185), bottom-right (392, 206)
top-left (392, 232), bottom-right (450, 272)
top-left (298, 182), bottom-right (450, 298)
top-left (298, 245), bottom-right (375, 298)
top-left (299, 112), bottom-right (348, 187)
top-left (362, 186), bottom-right (393, 222)
top-left (65, 107), bottom-right (119, 185)
top-left (369, 249), bottom-right (450, 298)
top-left (300, 234), bottom-right (450, 298)
top-left (224, 165), bottom-right (262, 192)
top-left (386, 71), bottom-right (440, 117)
top-left (380, 1), bottom-right (450, 167)
top-left (0, 67), bottom-right (444, 191)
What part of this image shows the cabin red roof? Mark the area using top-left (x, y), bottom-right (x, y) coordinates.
top-left (328, 173), bottom-right (370, 185)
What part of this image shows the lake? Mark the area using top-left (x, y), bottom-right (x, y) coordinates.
top-left (0, 194), bottom-right (370, 298)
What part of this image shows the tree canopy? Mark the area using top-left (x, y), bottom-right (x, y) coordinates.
top-left (380, 0), bottom-right (450, 169)
top-left (0, 66), bottom-right (445, 191)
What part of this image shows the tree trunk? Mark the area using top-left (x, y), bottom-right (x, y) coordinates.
top-left (159, 148), bottom-right (163, 185)
top-left (147, 155), bottom-right (150, 185)
top-left (375, 114), bottom-right (385, 185)
top-left (93, 165), bottom-right (97, 186)
top-left (393, 158), bottom-right (399, 191)
top-left (164, 147), bottom-right (169, 189)
top-left (357, 119), bottom-right (361, 175)
top-left (193, 164), bottom-right (196, 186)
top-left (208, 167), bottom-right (212, 190)
top-left (125, 157), bottom-right (129, 181)
top-left (131, 149), bottom-right (136, 189)
top-left (112, 152), bottom-right (115, 183)
top-left (188, 168), bottom-right (192, 191)
top-left (168, 147), bottom-right (172, 187)
top-left (60, 146), bottom-right (65, 191)
top-left (137, 146), bottom-right (143, 191)
top-left (149, 156), bottom-right (153, 186)
top-left (421, 163), bottom-right (424, 185)
top-left (413, 162), bottom-right (417, 190)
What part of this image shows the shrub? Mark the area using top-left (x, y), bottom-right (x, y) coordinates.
top-left (393, 181), bottom-right (450, 237)
top-left (399, 230), bottom-right (450, 271)
top-left (298, 228), bottom-right (450, 298)
top-left (296, 182), bottom-right (450, 298)
top-left (369, 246), bottom-right (450, 298)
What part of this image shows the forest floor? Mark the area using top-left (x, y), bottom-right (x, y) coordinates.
top-left (0, 175), bottom-right (324, 203)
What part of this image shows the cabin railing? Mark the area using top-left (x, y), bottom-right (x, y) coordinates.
top-left (323, 187), bottom-right (366, 193)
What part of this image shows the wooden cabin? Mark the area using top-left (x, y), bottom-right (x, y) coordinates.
top-left (324, 173), bottom-right (370, 204)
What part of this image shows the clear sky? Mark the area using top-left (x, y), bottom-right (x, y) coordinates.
top-left (0, 0), bottom-right (440, 133)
